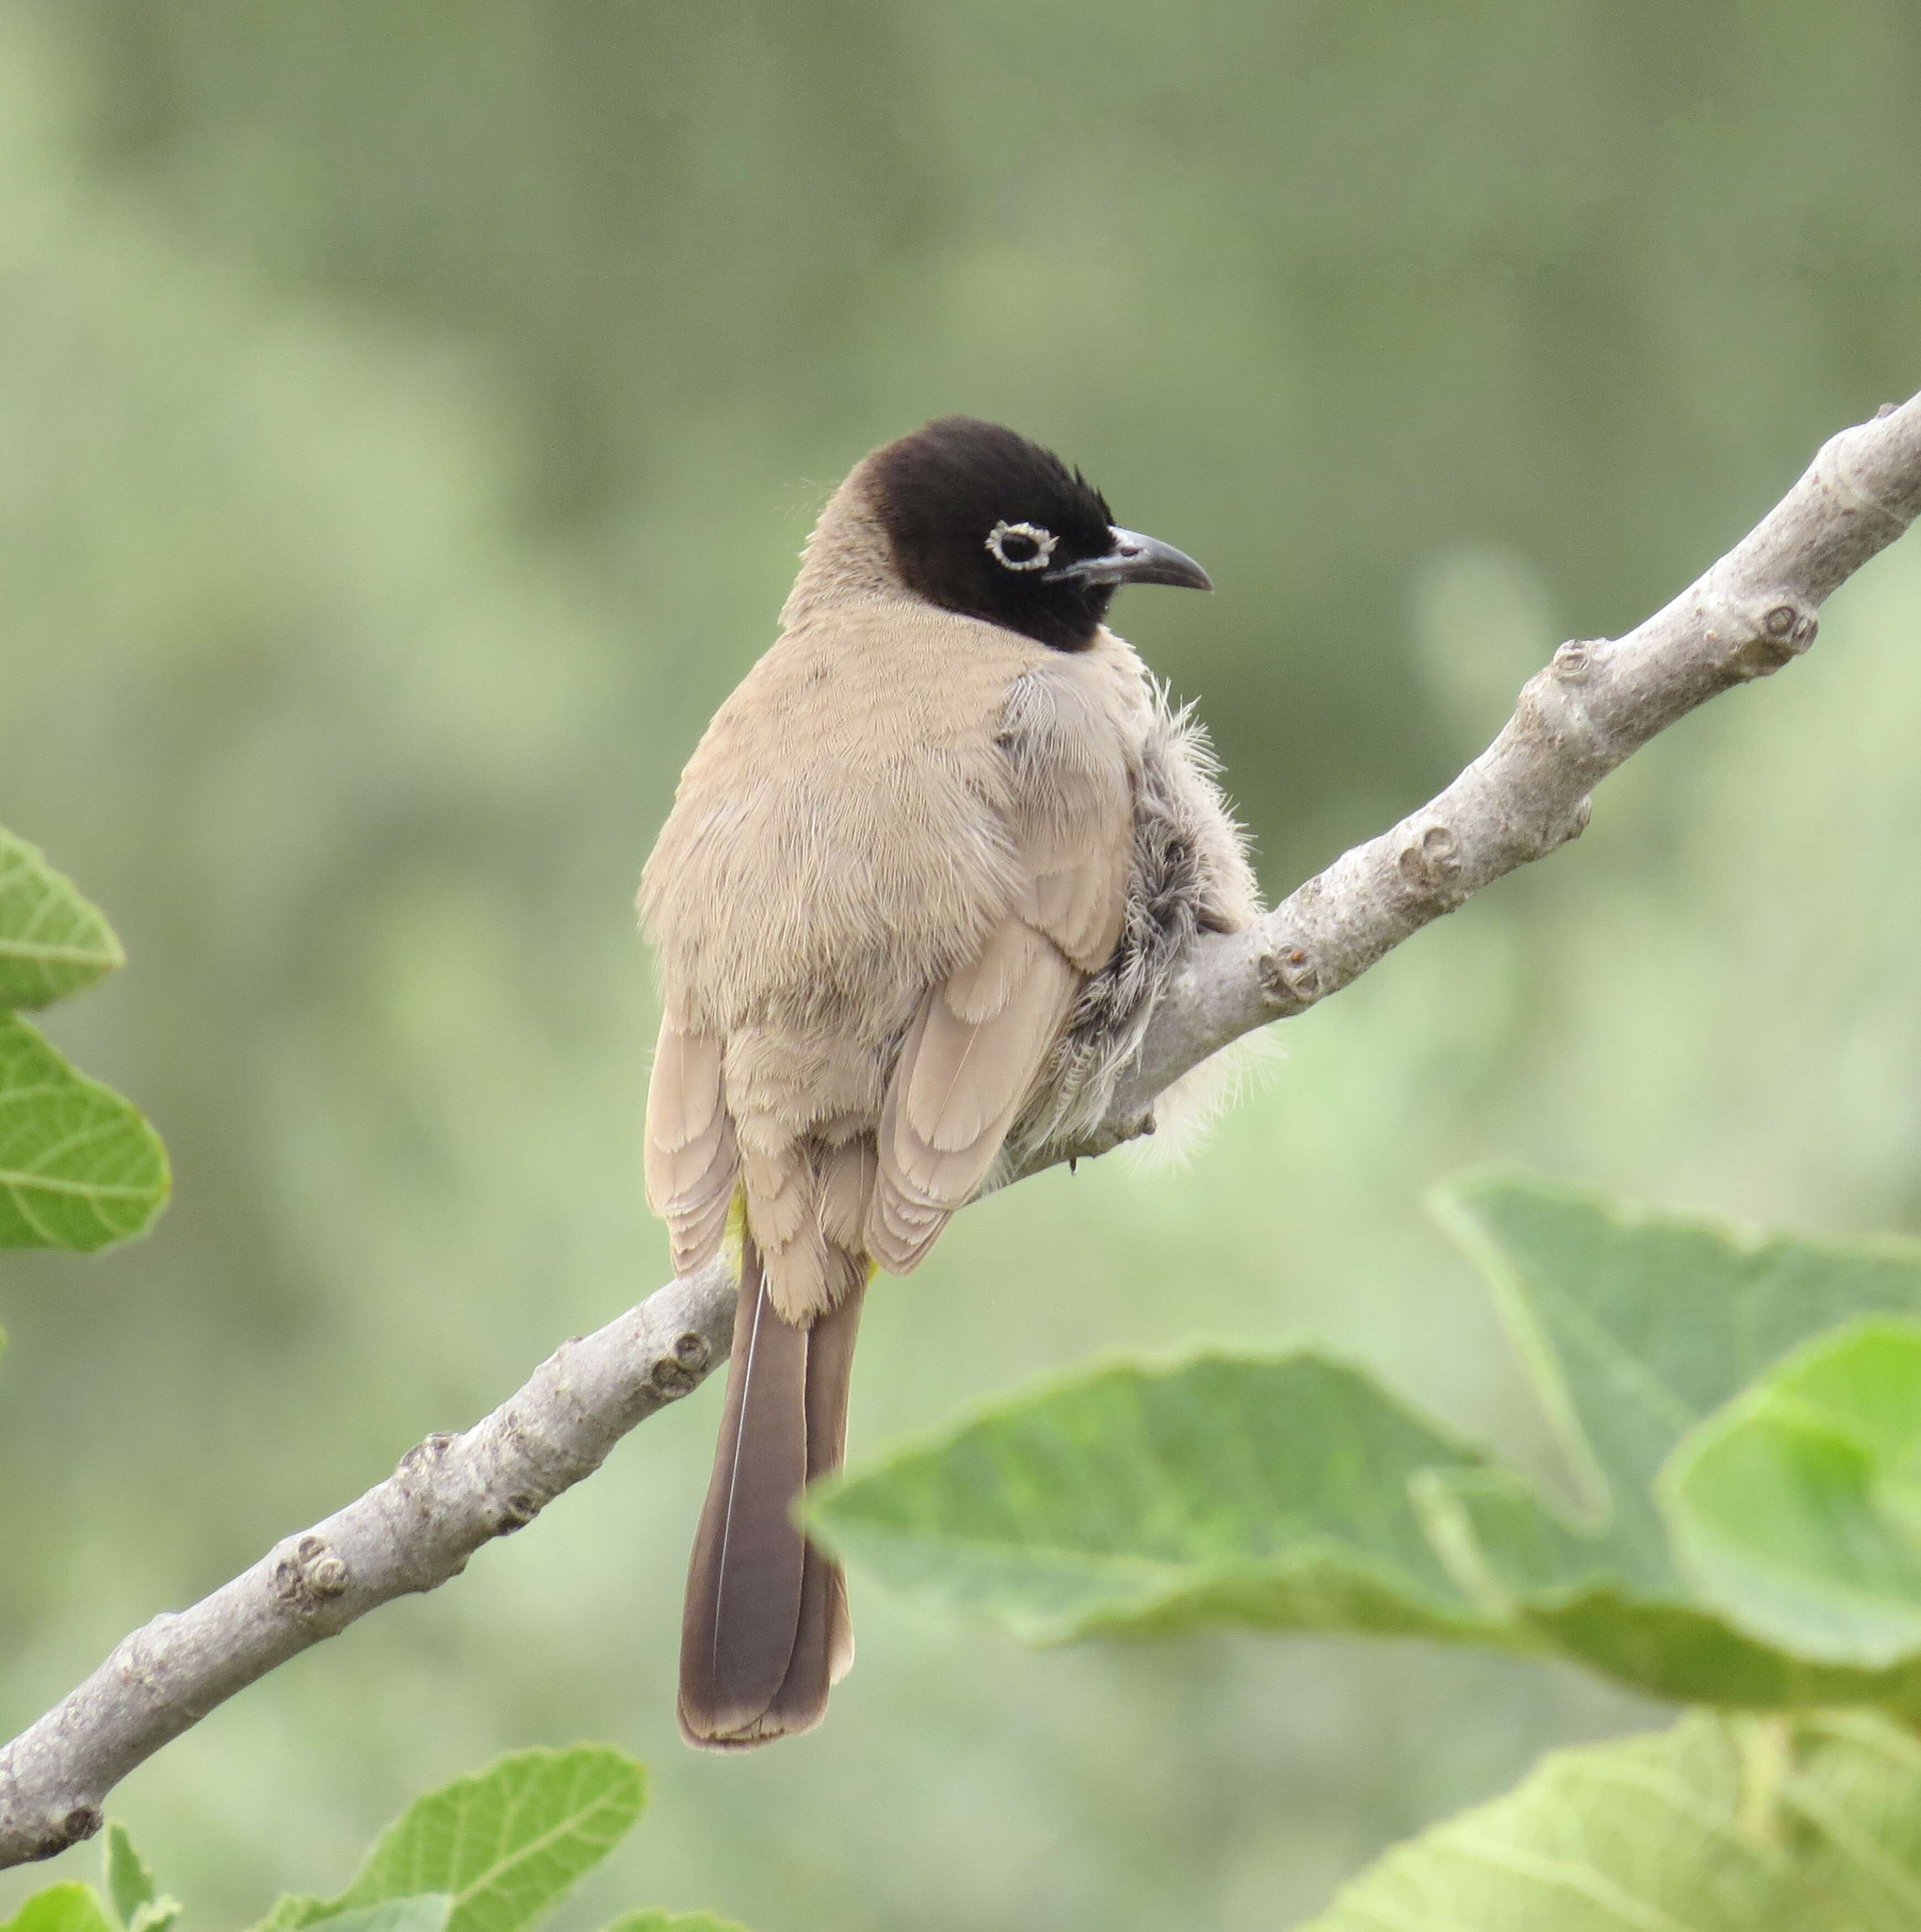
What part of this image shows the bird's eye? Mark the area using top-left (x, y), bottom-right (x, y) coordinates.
top-left (985, 519), bottom-right (1058, 572)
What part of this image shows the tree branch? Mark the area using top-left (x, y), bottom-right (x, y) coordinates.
top-left (5, 394), bottom-right (1920, 1867)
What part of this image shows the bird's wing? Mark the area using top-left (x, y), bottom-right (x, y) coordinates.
top-left (999, 658), bottom-right (1135, 972)
top-left (867, 668), bottom-right (1133, 1271)
top-left (645, 1017), bottom-right (740, 1274)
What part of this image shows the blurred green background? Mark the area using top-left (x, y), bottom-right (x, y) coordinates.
top-left (3, 3), bottom-right (1920, 1926)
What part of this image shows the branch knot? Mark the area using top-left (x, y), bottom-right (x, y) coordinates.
top-left (269, 1535), bottom-right (351, 1616)
top-left (1724, 596), bottom-right (1818, 680)
top-left (1257, 939), bottom-right (1321, 1009)
top-left (492, 1492), bottom-right (543, 1535)
top-left (1398, 821), bottom-right (1463, 898)
top-left (26, 1806), bottom-right (103, 1859)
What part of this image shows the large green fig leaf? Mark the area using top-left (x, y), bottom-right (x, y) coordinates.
top-left (813, 1351), bottom-right (1501, 1645)
top-left (1297, 1708), bottom-right (1921, 1931)
top-left (1428, 1174), bottom-right (1921, 1708)
top-left (811, 1171), bottom-right (1921, 1715)
top-left (1663, 1318), bottom-right (1921, 1668)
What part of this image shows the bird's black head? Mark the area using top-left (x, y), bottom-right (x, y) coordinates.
top-left (866, 416), bottom-right (1211, 652)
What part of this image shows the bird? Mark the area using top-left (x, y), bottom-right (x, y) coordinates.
top-left (640, 416), bottom-right (1260, 1748)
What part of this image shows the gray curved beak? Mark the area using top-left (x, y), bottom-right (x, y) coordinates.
top-left (1043, 526), bottom-right (1213, 592)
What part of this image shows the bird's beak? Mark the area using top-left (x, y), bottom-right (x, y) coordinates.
top-left (1043, 526), bottom-right (1213, 592)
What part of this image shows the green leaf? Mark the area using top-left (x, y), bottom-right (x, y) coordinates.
top-left (811, 1350), bottom-right (1504, 1644)
top-left (599, 1915), bottom-right (750, 1932)
top-left (254, 1748), bottom-right (646, 1932)
top-left (303, 1900), bottom-right (452, 1932)
top-left (1664, 1319), bottom-right (1921, 1668)
top-left (1432, 1171), bottom-right (1921, 1586)
top-left (0, 1011), bottom-right (169, 1250)
top-left (0, 1885), bottom-right (118, 1932)
top-left (253, 1900), bottom-right (325, 1932)
top-left (102, 1823), bottom-right (179, 1932)
top-left (0, 830), bottom-right (124, 1010)
top-left (1297, 1708), bottom-right (1921, 1931)
top-left (815, 1170), bottom-right (1921, 1715)
top-left (1428, 1171), bottom-right (1921, 1707)
top-left (103, 1821), bottom-right (155, 1927)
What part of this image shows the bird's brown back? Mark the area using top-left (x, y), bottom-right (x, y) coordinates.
top-left (640, 592), bottom-right (1042, 1049)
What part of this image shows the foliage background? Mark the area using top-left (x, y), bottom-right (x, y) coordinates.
top-left (2, 3), bottom-right (1919, 1927)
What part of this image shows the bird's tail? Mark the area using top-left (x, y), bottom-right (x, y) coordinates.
top-left (678, 1230), bottom-right (864, 1749)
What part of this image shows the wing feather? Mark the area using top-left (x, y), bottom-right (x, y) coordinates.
top-left (645, 1018), bottom-right (740, 1274)
top-left (1017, 849), bottom-right (1127, 970)
top-left (867, 921), bottom-right (1078, 1272)
top-left (904, 925), bottom-right (1077, 1154)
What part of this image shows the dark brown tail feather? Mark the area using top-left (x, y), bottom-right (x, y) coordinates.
top-left (763, 1276), bottom-right (864, 1732)
top-left (678, 1238), bottom-right (866, 1749)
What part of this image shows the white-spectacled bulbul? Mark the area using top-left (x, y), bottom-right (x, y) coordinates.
top-left (640, 417), bottom-right (1259, 1748)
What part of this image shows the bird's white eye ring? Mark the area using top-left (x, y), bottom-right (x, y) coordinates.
top-left (985, 519), bottom-right (1058, 572)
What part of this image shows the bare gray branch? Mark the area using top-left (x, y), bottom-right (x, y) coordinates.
top-left (0, 1260), bottom-right (731, 1865)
